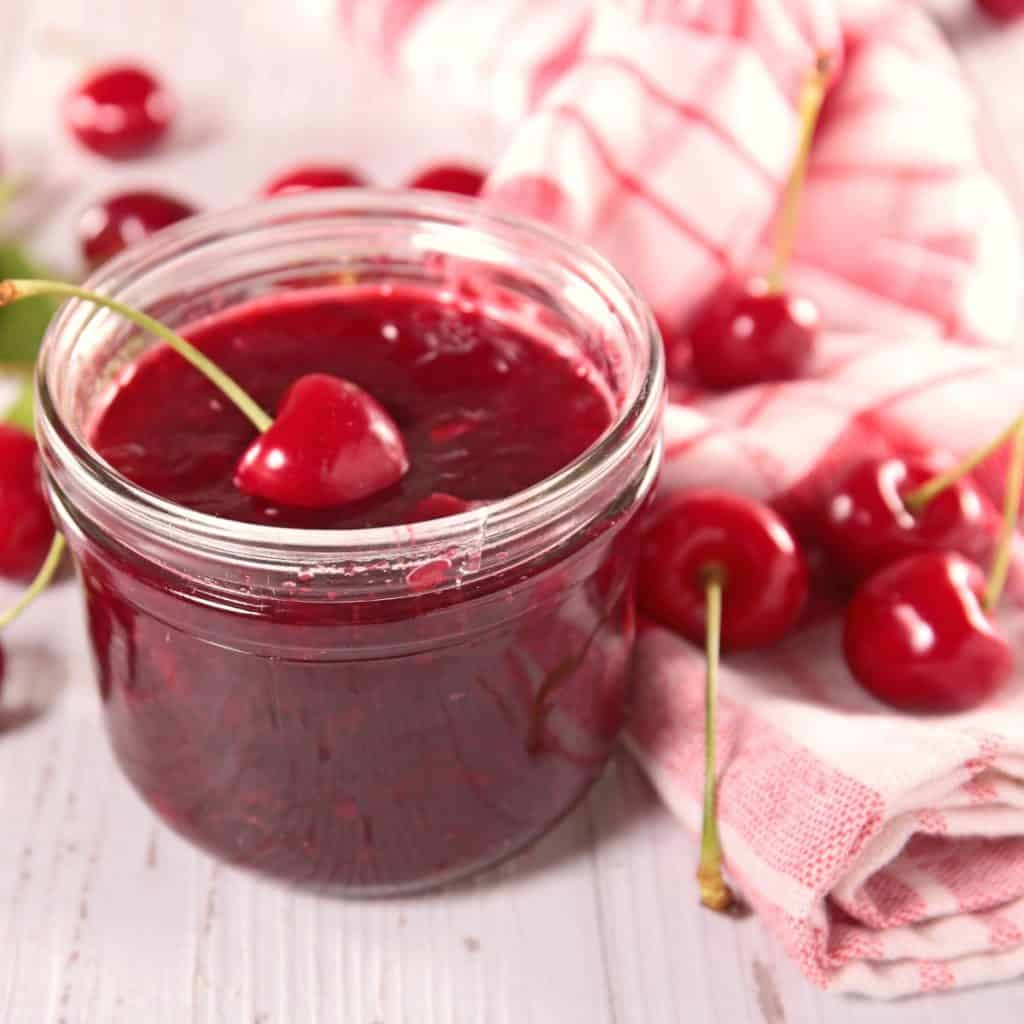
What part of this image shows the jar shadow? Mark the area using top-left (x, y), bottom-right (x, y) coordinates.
top-left (0, 642), bottom-right (69, 734)
top-left (425, 751), bottom-right (662, 898)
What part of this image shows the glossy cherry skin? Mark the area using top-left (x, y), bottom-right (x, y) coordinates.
top-left (689, 277), bottom-right (818, 390)
top-left (820, 456), bottom-right (998, 585)
top-left (262, 164), bottom-right (367, 196)
top-left (0, 425), bottom-right (54, 580)
top-left (407, 163), bottom-right (486, 197)
top-left (234, 374), bottom-right (410, 509)
top-left (843, 552), bottom-right (1013, 712)
top-left (977, 0), bottom-right (1024, 22)
top-left (638, 489), bottom-right (809, 650)
top-left (64, 64), bottom-right (174, 159)
top-left (78, 190), bottom-right (197, 269)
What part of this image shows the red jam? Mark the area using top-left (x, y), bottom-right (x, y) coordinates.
top-left (91, 286), bottom-right (613, 527)
top-left (81, 285), bottom-right (640, 892)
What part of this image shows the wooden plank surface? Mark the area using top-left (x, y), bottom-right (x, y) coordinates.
top-left (2, 1), bottom-right (1024, 1021)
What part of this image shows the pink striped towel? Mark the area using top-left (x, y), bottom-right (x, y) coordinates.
top-left (341, 0), bottom-right (1024, 998)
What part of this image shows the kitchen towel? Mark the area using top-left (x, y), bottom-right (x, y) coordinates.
top-left (341, 0), bottom-right (1024, 997)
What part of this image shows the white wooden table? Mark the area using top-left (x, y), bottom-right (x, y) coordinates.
top-left (2, 1), bottom-right (1024, 1020)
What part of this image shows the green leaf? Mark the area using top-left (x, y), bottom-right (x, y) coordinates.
top-left (4, 370), bottom-right (34, 432)
top-left (0, 241), bottom-right (58, 365)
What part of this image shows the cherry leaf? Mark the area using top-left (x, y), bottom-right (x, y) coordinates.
top-left (0, 241), bottom-right (58, 365)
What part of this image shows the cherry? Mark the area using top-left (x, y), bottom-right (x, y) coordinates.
top-left (639, 490), bottom-right (809, 913)
top-left (0, 425), bottom-right (55, 581)
top-left (639, 490), bottom-right (809, 650)
top-left (689, 277), bottom-right (818, 390)
top-left (262, 164), bottom-right (367, 197)
top-left (64, 64), bottom-right (174, 160)
top-left (406, 163), bottom-right (486, 197)
top-left (688, 55), bottom-right (830, 391)
top-left (820, 455), bottom-right (998, 584)
top-left (235, 374), bottom-right (409, 509)
top-left (977, 0), bottom-right (1024, 22)
top-left (78, 190), bottom-right (197, 269)
top-left (843, 552), bottom-right (1013, 712)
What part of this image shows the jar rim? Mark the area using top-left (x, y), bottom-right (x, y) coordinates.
top-left (36, 189), bottom-right (663, 577)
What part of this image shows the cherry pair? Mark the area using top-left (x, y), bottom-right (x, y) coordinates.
top-left (262, 162), bottom-right (487, 198)
top-left (820, 436), bottom-right (1023, 713)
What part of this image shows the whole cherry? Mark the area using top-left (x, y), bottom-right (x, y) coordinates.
top-left (407, 163), bottom-right (486, 197)
top-left (689, 277), bottom-right (819, 390)
top-left (262, 164), bottom-right (367, 196)
top-left (64, 63), bottom-right (174, 159)
top-left (639, 490), bottom-right (809, 650)
top-left (976, 0), bottom-right (1024, 22)
top-left (638, 490), bottom-right (809, 912)
top-left (820, 455), bottom-right (998, 585)
top-left (235, 374), bottom-right (410, 509)
top-left (78, 190), bottom-right (197, 269)
top-left (0, 424), bottom-right (55, 581)
top-left (688, 55), bottom-right (830, 391)
top-left (843, 552), bottom-right (1013, 712)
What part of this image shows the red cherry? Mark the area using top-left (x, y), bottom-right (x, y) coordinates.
top-left (262, 164), bottom-right (367, 197)
top-left (407, 163), bottom-right (486, 197)
top-left (0, 425), bottom-right (55, 581)
top-left (843, 552), bottom-right (1013, 712)
top-left (820, 456), bottom-right (998, 585)
top-left (638, 490), bottom-right (809, 650)
top-left (64, 64), bottom-right (174, 159)
top-left (234, 374), bottom-right (409, 509)
top-left (977, 0), bottom-right (1024, 22)
top-left (78, 190), bottom-right (197, 269)
top-left (689, 277), bottom-right (818, 390)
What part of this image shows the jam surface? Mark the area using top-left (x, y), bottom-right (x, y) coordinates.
top-left (80, 286), bottom-right (639, 893)
top-left (90, 285), bottom-right (614, 527)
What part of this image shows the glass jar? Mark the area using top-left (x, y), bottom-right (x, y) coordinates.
top-left (35, 191), bottom-right (664, 895)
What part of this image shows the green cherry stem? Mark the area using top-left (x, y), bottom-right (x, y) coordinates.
top-left (696, 564), bottom-right (734, 913)
top-left (0, 280), bottom-right (273, 433)
top-left (984, 423), bottom-right (1024, 613)
top-left (0, 177), bottom-right (26, 217)
top-left (0, 533), bottom-right (66, 629)
top-left (0, 279), bottom-right (274, 628)
top-left (904, 410), bottom-right (1024, 514)
top-left (765, 53), bottom-right (832, 295)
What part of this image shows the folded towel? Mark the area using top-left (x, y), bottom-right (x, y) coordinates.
top-left (341, 0), bottom-right (1024, 997)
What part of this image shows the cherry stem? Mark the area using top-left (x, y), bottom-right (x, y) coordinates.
top-left (984, 423), bottom-right (1024, 612)
top-left (696, 563), bottom-right (735, 913)
top-left (0, 533), bottom-right (65, 629)
top-left (765, 54), bottom-right (832, 294)
top-left (0, 178), bottom-right (23, 214)
top-left (904, 410), bottom-right (1024, 514)
top-left (0, 280), bottom-right (273, 434)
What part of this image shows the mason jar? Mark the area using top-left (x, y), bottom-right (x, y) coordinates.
top-left (35, 191), bottom-right (664, 895)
